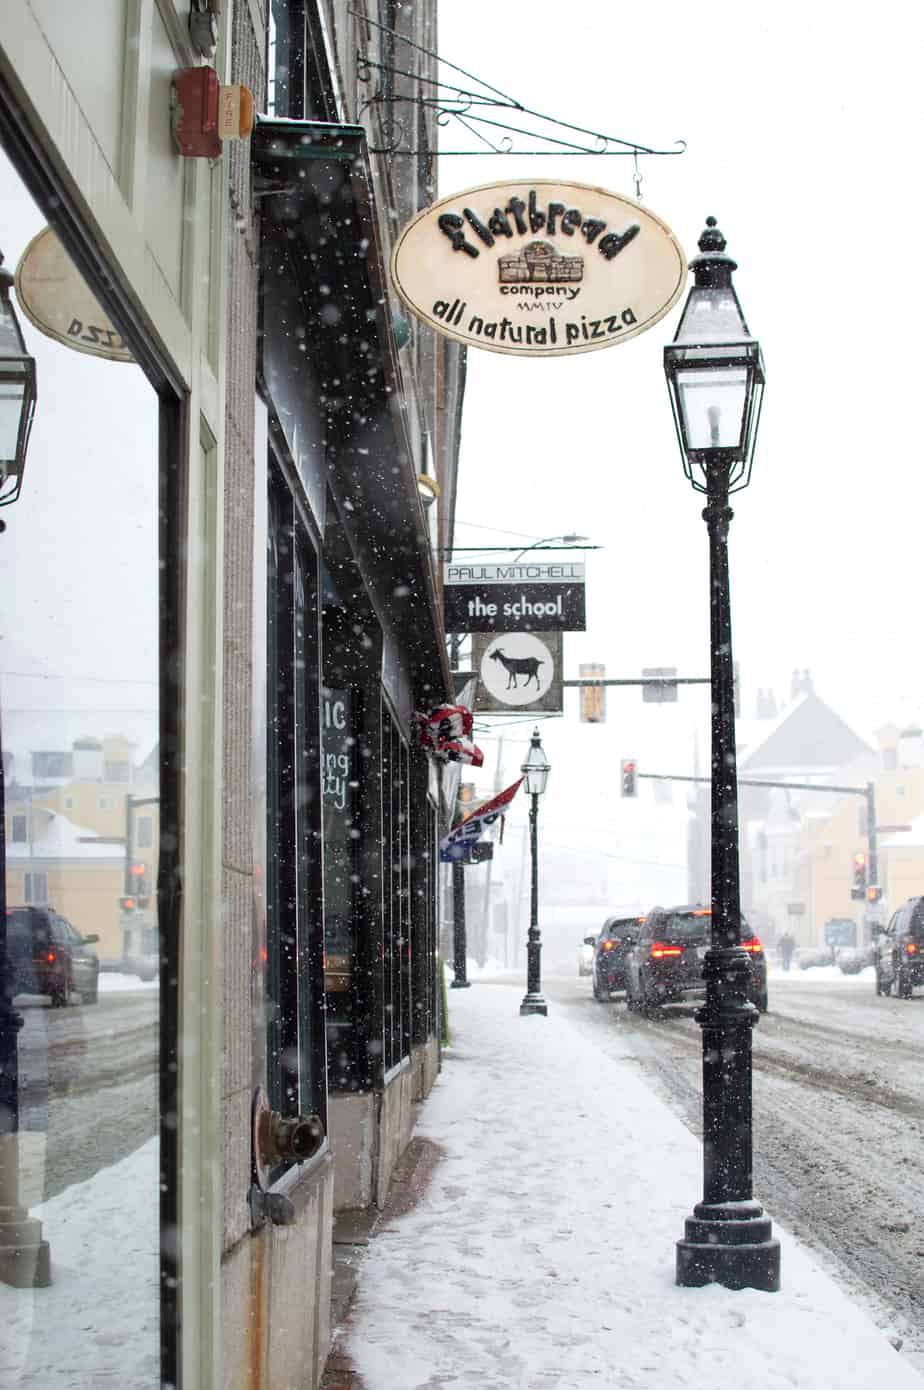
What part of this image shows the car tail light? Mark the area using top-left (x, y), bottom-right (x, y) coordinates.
top-left (46, 951), bottom-right (56, 963)
top-left (906, 942), bottom-right (918, 956)
top-left (650, 942), bottom-right (683, 959)
top-left (742, 937), bottom-right (763, 955)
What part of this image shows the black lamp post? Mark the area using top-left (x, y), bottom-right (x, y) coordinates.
top-left (664, 218), bottom-right (779, 1292)
top-left (519, 728), bottom-right (550, 1018)
top-left (0, 250), bottom-right (37, 512)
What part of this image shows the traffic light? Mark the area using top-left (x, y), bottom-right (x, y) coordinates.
top-left (129, 862), bottom-right (150, 907)
top-left (579, 663), bottom-right (606, 723)
top-left (119, 895), bottom-right (137, 912)
top-left (620, 758), bottom-right (638, 798)
top-left (850, 851), bottom-right (867, 901)
top-left (866, 884), bottom-right (882, 904)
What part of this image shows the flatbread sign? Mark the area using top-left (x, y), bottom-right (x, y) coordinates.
top-left (15, 227), bottom-right (133, 363)
top-left (391, 179), bottom-right (686, 358)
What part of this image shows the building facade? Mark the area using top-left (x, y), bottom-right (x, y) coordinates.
top-left (0, 3), bottom-right (461, 1386)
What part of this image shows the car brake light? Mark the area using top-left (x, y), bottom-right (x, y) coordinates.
top-left (742, 937), bottom-right (763, 954)
top-left (906, 942), bottom-right (918, 956)
top-left (650, 942), bottom-right (683, 959)
top-left (47, 951), bottom-right (56, 963)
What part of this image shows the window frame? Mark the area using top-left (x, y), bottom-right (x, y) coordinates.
top-left (265, 464), bottom-right (327, 1134)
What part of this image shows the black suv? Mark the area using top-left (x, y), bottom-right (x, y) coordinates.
top-left (588, 916), bottom-right (642, 1000)
top-left (873, 897), bottom-right (924, 998)
top-left (625, 905), bottom-right (768, 1013)
top-left (6, 906), bottom-right (101, 1005)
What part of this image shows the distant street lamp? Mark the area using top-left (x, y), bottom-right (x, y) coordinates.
top-left (519, 727), bottom-right (550, 1018)
top-left (0, 249), bottom-right (37, 511)
top-left (663, 218), bottom-right (779, 1291)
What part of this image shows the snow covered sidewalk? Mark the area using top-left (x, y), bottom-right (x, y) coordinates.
top-left (340, 981), bottom-right (924, 1390)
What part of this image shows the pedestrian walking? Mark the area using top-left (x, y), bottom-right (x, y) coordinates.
top-left (779, 930), bottom-right (796, 971)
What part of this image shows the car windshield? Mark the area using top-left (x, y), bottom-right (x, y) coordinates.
top-left (661, 912), bottom-right (711, 942)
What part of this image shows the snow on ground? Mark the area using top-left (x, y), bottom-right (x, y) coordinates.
top-left (98, 971), bottom-right (159, 994)
top-left (345, 981), bottom-right (924, 1390)
top-left (0, 1139), bottom-right (159, 1390)
top-left (769, 963), bottom-right (874, 986)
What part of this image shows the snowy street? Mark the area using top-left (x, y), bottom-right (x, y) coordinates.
top-left (338, 978), bottom-right (924, 1389)
top-left (551, 964), bottom-right (924, 1359)
top-left (15, 986), bottom-right (157, 1202)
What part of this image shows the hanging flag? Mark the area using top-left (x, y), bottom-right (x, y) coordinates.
top-left (439, 777), bottom-right (524, 861)
top-left (415, 704), bottom-right (483, 767)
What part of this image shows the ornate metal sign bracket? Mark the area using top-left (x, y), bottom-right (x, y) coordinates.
top-left (349, 10), bottom-right (685, 165)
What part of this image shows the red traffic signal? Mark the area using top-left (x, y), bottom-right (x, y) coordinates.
top-left (620, 759), bottom-right (638, 798)
top-left (850, 851), bottom-right (867, 900)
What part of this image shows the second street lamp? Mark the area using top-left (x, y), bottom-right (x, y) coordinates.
top-left (519, 728), bottom-right (550, 1018)
top-left (663, 218), bottom-right (779, 1292)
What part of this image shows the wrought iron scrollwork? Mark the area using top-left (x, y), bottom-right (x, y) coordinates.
top-left (349, 10), bottom-right (685, 165)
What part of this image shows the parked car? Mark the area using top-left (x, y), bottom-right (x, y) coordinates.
top-left (591, 916), bottom-right (642, 1000)
top-left (837, 944), bottom-right (875, 975)
top-left (578, 938), bottom-right (595, 977)
top-left (6, 906), bottom-right (101, 1006)
top-left (625, 905), bottom-right (768, 1013)
top-left (795, 945), bottom-right (835, 970)
top-left (873, 897), bottom-right (924, 998)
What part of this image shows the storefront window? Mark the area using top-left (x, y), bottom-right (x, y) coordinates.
top-left (0, 149), bottom-right (161, 1385)
top-left (323, 684), bottom-right (360, 1087)
top-left (381, 705), bottom-right (412, 1073)
top-left (265, 471), bottom-right (325, 1128)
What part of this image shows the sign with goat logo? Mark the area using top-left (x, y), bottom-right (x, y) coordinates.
top-left (473, 632), bottom-right (562, 713)
top-left (391, 180), bottom-right (686, 358)
top-left (444, 561), bottom-right (585, 633)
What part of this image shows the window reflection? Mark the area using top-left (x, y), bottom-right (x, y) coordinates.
top-left (0, 148), bottom-right (160, 1387)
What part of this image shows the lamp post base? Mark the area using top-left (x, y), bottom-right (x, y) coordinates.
top-left (0, 1206), bottom-right (51, 1288)
top-left (676, 1200), bottom-right (780, 1291)
top-left (519, 992), bottom-right (547, 1017)
top-left (450, 978), bottom-right (471, 989)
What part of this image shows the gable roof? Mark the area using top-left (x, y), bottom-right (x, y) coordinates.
top-left (739, 692), bottom-right (873, 773)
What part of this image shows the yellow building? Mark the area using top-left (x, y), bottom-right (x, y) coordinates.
top-left (4, 733), bottom-right (158, 960)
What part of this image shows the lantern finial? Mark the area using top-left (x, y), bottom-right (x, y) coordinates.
top-left (698, 217), bottom-right (726, 254)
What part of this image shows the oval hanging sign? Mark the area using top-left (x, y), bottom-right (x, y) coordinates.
top-left (15, 227), bottom-right (134, 363)
top-left (391, 179), bottom-right (686, 358)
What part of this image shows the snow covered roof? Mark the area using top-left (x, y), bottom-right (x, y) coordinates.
top-left (739, 692), bottom-right (873, 774)
top-left (6, 811), bottom-right (123, 860)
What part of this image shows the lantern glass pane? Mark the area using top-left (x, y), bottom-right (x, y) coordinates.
top-left (676, 285), bottom-right (748, 344)
top-left (0, 296), bottom-right (25, 356)
top-left (524, 764), bottom-right (549, 797)
top-left (676, 367), bottom-right (748, 451)
top-left (0, 378), bottom-right (25, 466)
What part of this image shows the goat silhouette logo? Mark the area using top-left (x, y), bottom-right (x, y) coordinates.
top-left (476, 633), bottom-right (560, 711)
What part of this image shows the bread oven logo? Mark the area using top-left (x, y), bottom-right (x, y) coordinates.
top-left (498, 240), bottom-right (583, 286)
top-left (391, 179), bottom-right (687, 358)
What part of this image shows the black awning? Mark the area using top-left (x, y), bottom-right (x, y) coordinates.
top-left (253, 117), bottom-right (450, 705)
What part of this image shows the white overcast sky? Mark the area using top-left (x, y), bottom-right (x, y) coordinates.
top-left (0, 147), bottom-right (158, 773)
top-left (437, 0), bottom-right (924, 816)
